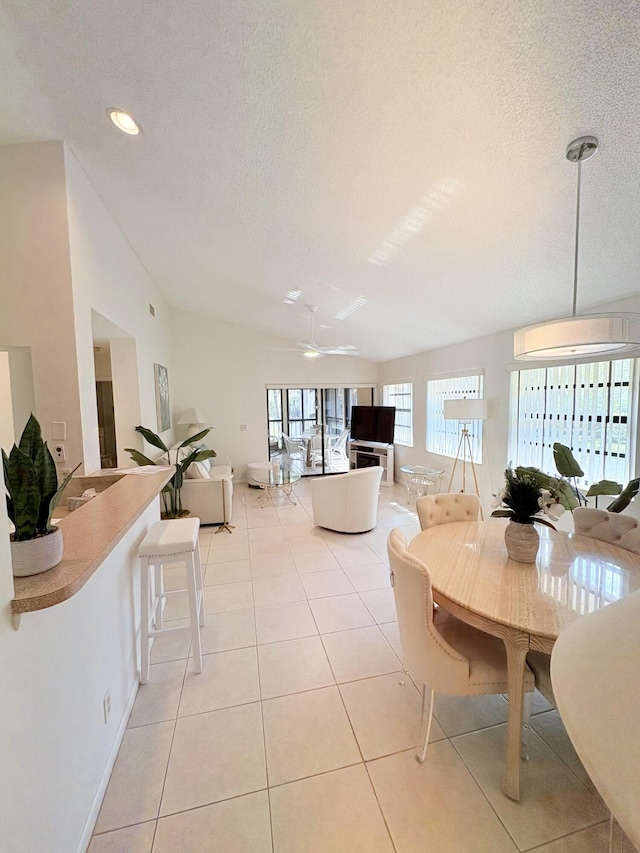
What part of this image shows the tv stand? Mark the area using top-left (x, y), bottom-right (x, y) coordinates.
top-left (349, 440), bottom-right (394, 487)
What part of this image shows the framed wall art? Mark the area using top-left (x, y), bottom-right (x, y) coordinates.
top-left (153, 363), bottom-right (171, 433)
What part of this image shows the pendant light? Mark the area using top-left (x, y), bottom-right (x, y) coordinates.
top-left (514, 136), bottom-right (640, 360)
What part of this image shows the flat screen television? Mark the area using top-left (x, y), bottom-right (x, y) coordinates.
top-left (350, 406), bottom-right (395, 445)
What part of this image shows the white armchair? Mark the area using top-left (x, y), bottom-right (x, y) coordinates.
top-left (311, 466), bottom-right (383, 533)
top-left (180, 464), bottom-right (233, 527)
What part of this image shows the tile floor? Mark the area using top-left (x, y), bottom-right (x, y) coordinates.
top-left (90, 481), bottom-right (636, 853)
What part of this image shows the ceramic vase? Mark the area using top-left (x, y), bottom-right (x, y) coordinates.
top-left (504, 520), bottom-right (539, 563)
top-left (11, 527), bottom-right (63, 577)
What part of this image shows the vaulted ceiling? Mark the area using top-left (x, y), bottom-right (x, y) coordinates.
top-left (1, 1), bottom-right (640, 361)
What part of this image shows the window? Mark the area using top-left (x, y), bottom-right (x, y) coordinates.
top-left (267, 389), bottom-right (283, 449)
top-left (426, 373), bottom-right (483, 462)
top-left (286, 388), bottom-right (317, 438)
top-left (508, 358), bottom-right (635, 488)
top-left (382, 382), bottom-right (413, 446)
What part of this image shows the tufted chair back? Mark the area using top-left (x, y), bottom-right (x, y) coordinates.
top-left (416, 493), bottom-right (481, 531)
top-left (573, 507), bottom-right (640, 554)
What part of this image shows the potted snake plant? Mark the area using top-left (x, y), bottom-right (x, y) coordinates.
top-left (3, 414), bottom-right (80, 576)
top-left (125, 425), bottom-right (216, 518)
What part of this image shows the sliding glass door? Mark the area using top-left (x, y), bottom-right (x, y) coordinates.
top-left (266, 386), bottom-right (364, 476)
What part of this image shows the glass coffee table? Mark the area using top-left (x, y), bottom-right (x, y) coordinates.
top-left (400, 465), bottom-right (444, 503)
top-left (251, 469), bottom-right (301, 507)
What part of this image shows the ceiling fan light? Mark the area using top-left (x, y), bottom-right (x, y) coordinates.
top-left (303, 349), bottom-right (322, 359)
top-left (514, 314), bottom-right (640, 360)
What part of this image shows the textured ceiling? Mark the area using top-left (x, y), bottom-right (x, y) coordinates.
top-left (2, 1), bottom-right (640, 361)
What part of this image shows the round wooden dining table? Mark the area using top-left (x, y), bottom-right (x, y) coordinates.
top-left (408, 517), bottom-right (640, 802)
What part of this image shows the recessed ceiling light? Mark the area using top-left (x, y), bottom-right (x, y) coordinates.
top-left (107, 108), bottom-right (142, 136)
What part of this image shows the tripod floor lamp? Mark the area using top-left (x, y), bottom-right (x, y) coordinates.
top-left (443, 398), bottom-right (486, 516)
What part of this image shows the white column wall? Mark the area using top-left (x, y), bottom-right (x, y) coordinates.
top-left (64, 147), bottom-right (173, 472)
top-left (0, 142), bottom-right (84, 470)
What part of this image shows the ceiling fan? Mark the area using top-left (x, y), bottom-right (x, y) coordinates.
top-left (297, 305), bottom-right (359, 359)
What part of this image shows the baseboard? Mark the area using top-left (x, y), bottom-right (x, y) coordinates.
top-left (75, 677), bottom-right (139, 853)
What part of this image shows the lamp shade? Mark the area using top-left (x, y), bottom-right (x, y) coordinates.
top-left (514, 314), bottom-right (640, 360)
top-left (177, 408), bottom-right (208, 426)
top-left (443, 398), bottom-right (486, 422)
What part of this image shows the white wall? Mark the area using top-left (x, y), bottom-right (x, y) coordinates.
top-left (0, 351), bottom-right (14, 450)
top-left (0, 142), bottom-right (175, 852)
top-left (0, 142), bottom-right (84, 470)
top-left (168, 307), bottom-right (379, 479)
top-left (65, 147), bottom-right (173, 472)
top-left (0, 480), bottom-right (160, 853)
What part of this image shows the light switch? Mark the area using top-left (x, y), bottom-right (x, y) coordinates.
top-left (240, 424), bottom-right (247, 431)
top-left (52, 422), bottom-right (67, 440)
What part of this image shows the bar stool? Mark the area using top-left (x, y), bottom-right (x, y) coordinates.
top-left (138, 517), bottom-right (205, 684)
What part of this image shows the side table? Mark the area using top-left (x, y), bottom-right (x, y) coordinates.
top-left (400, 465), bottom-right (444, 504)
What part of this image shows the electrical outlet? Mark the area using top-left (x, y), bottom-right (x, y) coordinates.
top-left (103, 690), bottom-right (112, 724)
top-left (54, 444), bottom-right (66, 462)
top-left (60, 469), bottom-right (71, 480)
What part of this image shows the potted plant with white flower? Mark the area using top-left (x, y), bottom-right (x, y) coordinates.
top-left (492, 467), bottom-right (563, 563)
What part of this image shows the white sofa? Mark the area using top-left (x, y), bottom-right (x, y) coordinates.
top-left (311, 466), bottom-right (383, 533)
top-left (163, 443), bottom-right (233, 527)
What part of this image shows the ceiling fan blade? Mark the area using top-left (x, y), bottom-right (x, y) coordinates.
top-left (317, 347), bottom-right (359, 356)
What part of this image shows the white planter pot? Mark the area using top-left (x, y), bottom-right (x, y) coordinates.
top-left (10, 527), bottom-right (64, 577)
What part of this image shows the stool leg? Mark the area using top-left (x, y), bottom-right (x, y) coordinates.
top-left (140, 556), bottom-right (151, 684)
top-left (154, 562), bottom-right (164, 630)
top-left (194, 540), bottom-right (206, 628)
top-left (186, 551), bottom-right (203, 673)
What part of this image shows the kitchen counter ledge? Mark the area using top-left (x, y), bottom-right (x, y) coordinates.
top-left (11, 469), bottom-right (173, 619)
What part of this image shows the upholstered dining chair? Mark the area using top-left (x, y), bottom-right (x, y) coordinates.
top-left (415, 493), bottom-right (481, 531)
top-left (388, 527), bottom-right (535, 762)
top-left (528, 507), bottom-right (640, 708)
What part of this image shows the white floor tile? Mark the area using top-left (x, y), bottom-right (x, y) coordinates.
top-left (198, 608), bottom-right (256, 654)
top-left (309, 593), bottom-right (375, 633)
top-left (160, 703), bottom-right (266, 815)
top-left (452, 725), bottom-right (609, 850)
top-left (178, 647), bottom-right (260, 716)
top-left (96, 722), bottom-right (174, 833)
top-left (321, 625), bottom-right (401, 682)
top-left (340, 672), bottom-right (445, 760)
top-left (300, 569), bottom-right (356, 599)
top-left (255, 600), bottom-right (318, 644)
top-left (204, 559), bottom-right (251, 585)
top-left (263, 686), bottom-right (361, 785)
top-left (88, 822), bottom-right (155, 853)
top-left (128, 659), bottom-right (187, 727)
top-left (258, 635), bottom-right (335, 699)
top-left (359, 587), bottom-right (397, 623)
top-left (203, 581), bottom-right (253, 613)
top-left (293, 550), bottom-right (341, 574)
top-left (368, 743), bottom-right (519, 852)
top-left (153, 791), bottom-right (272, 853)
top-left (252, 574), bottom-right (306, 607)
top-left (343, 562), bottom-right (392, 591)
top-left (270, 764), bottom-right (394, 853)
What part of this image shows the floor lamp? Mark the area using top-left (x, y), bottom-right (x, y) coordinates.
top-left (443, 398), bottom-right (486, 516)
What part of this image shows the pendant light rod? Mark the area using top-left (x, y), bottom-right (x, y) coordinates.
top-left (566, 136), bottom-right (598, 318)
top-left (572, 157), bottom-right (581, 317)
